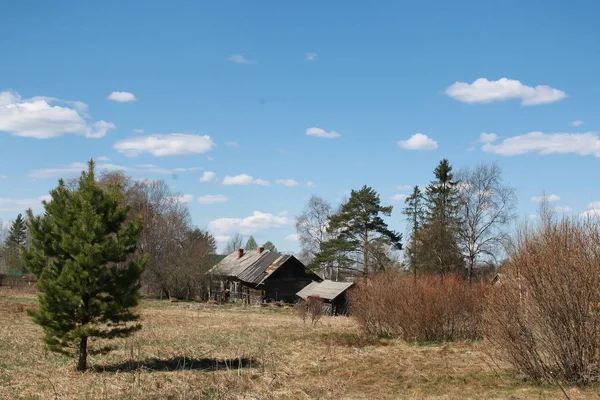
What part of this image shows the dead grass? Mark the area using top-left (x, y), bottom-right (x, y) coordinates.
top-left (0, 292), bottom-right (597, 399)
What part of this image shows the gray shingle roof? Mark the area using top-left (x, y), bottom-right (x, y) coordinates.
top-left (296, 280), bottom-right (354, 301)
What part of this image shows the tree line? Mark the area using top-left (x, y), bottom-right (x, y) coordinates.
top-left (296, 159), bottom-right (516, 282)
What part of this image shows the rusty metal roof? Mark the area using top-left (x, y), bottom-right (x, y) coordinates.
top-left (296, 280), bottom-right (354, 301)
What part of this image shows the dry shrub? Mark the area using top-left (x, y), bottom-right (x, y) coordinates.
top-left (307, 296), bottom-right (325, 326)
top-left (485, 218), bottom-right (600, 385)
top-left (294, 300), bottom-right (308, 324)
top-left (348, 271), bottom-right (488, 342)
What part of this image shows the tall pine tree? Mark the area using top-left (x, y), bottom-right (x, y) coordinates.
top-left (402, 186), bottom-right (425, 276)
top-left (24, 160), bottom-right (148, 371)
top-left (421, 159), bottom-right (464, 275)
top-left (313, 185), bottom-right (402, 276)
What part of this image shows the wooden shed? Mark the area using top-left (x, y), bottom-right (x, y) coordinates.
top-left (296, 280), bottom-right (354, 315)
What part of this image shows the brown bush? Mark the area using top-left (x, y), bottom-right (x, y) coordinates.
top-left (348, 271), bottom-right (488, 342)
top-left (294, 300), bottom-right (308, 324)
top-left (307, 296), bottom-right (325, 326)
top-left (485, 218), bottom-right (600, 385)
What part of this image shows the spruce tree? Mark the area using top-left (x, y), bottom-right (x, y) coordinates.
top-left (24, 160), bottom-right (148, 371)
top-left (5, 213), bottom-right (27, 247)
top-left (263, 241), bottom-right (277, 252)
top-left (421, 159), bottom-right (464, 275)
top-left (314, 185), bottom-right (402, 275)
top-left (5, 213), bottom-right (27, 274)
top-left (402, 186), bottom-right (425, 276)
top-left (245, 235), bottom-right (258, 251)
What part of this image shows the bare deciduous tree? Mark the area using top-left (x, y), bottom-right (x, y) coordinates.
top-left (457, 163), bottom-right (517, 282)
top-left (296, 195), bottom-right (333, 276)
top-left (225, 233), bottom-right (244, 254)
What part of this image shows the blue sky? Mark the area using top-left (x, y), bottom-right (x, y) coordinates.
top-left (1, 0), bottom-right (600, 253)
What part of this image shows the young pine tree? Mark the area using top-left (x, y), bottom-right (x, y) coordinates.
top-left (421, 159), bottom-right (464, 275)
top-left (244, 235), bottom-right (258, 251)
top-left (24, 160), bottom-right (148, 371)
top-left (402, 186), bottom-right (425, 276)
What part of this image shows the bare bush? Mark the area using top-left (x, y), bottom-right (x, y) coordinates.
top-left (307, 296), bottom-right (325, 326)
top-left (485, 218), bottom-right (600, 385)
top-left (294, 301), bottom-right (309, 324)
top-left (348, 271), bottom-right (488, 341)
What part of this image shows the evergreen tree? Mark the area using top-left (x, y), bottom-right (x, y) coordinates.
top-left (402, 186), bottom-right (425, 276)
top-left (263, 241), bottom-right (277, 252)
top-left (313, 185), bottom-right (402, 275)
top-left (5, 213), bottom-right (27, 248)
top-left (5, 213), bottom-right (27, 274)
top-left (24, 160), bottom-right (148, 371)
top-left (245, 235), bottom-right (258, 250)
top-left (421, 159), bottom-right (464, 275)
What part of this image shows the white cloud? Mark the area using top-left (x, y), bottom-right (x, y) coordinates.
top-left (580, 202), bottom-right (600, 218)
top-left (198, 194), bottom-right (229, 204)
top-left (390, 194), bottom-right (408, 202)
top-left (96, 156), bottom-right (110, 161)
top-left (445, 78), bottom-right (567, 105)
top-left (275, 179), bottom-right (299, 187)
top-left (531, 194), bottom-right (560, 203)
top-left (114, 133), bottom-right (215, 157)
top-left (174, 194), bottom-right (194, 203)
top-left (223, 174), bottom-right (270, 186)
top-left (133, 128), bottom-right (144, 133)
top-left (209, 211), bottom-right (291, 235)
top-left (215, 235), bottom-right (231, 243)
top-left (225, 141), bottom-right (240, 147)
top-left (0, 90), bottom-right (115, 139)
top-left (200, 171), bottom-right (216, 182)
top-left (0, 195), bottom-right (49, 212)
top-left (285, 233), bottom-right (300, 242)
top-left (30, 162), bottom-right (200, 179)
top-left (305, 52), bottom-right (318, 61)
top-left (481, 131), bottom-right (600, 157)
top-left (572, 120), bottom-right (584, 127)
top-left (479, 132), bottom-right (498, 143)
top-left (554, 206), bottom-right (572, 213)
top-left (398, 133), bottom-right (438, 150)
top-left (307, 181), bottom-right (316, 188)
top-left (107, 91), bottom-right (136, 103)
top-left (306, 127), bottom-right (341, 139)
top-left (207, 156), bottom-right (215, 161)
top-left (396, 185), bottom-right (413, 191)
top-left (228, 54), bottom-right (256, 64)
top-left (529, 214), bottom-right (540, 220)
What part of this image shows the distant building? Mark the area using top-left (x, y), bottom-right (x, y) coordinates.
top-left (208, 247), bottom-right (322, 304)
top-left (296, 279), bottom-right (354, 315)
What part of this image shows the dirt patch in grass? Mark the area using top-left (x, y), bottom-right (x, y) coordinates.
top-left (0, 292), bottom-right (597, 399)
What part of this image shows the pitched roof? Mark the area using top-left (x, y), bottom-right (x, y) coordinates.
top-left (208, 250), bottom-right (302, 285)
top-left (296, 281), bottom-right (320, 300)
top-left (208, 250), bottom-right (271, 278)
top-left (296, 280), bottom-right (354, 301)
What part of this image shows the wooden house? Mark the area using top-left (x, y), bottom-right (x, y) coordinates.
top-left (208, 248), bottom-right (322, 304)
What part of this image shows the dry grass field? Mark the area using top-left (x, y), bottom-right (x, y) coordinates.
top-left (0, 287), bottom-right (597, 400)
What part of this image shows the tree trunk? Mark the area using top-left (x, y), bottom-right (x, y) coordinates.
top-left (77, 336), bottom-right (88, 372)
top-left (363, 229), bottom-right (369, 276)
top-left (468, 257), bottom-right (474, 284)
